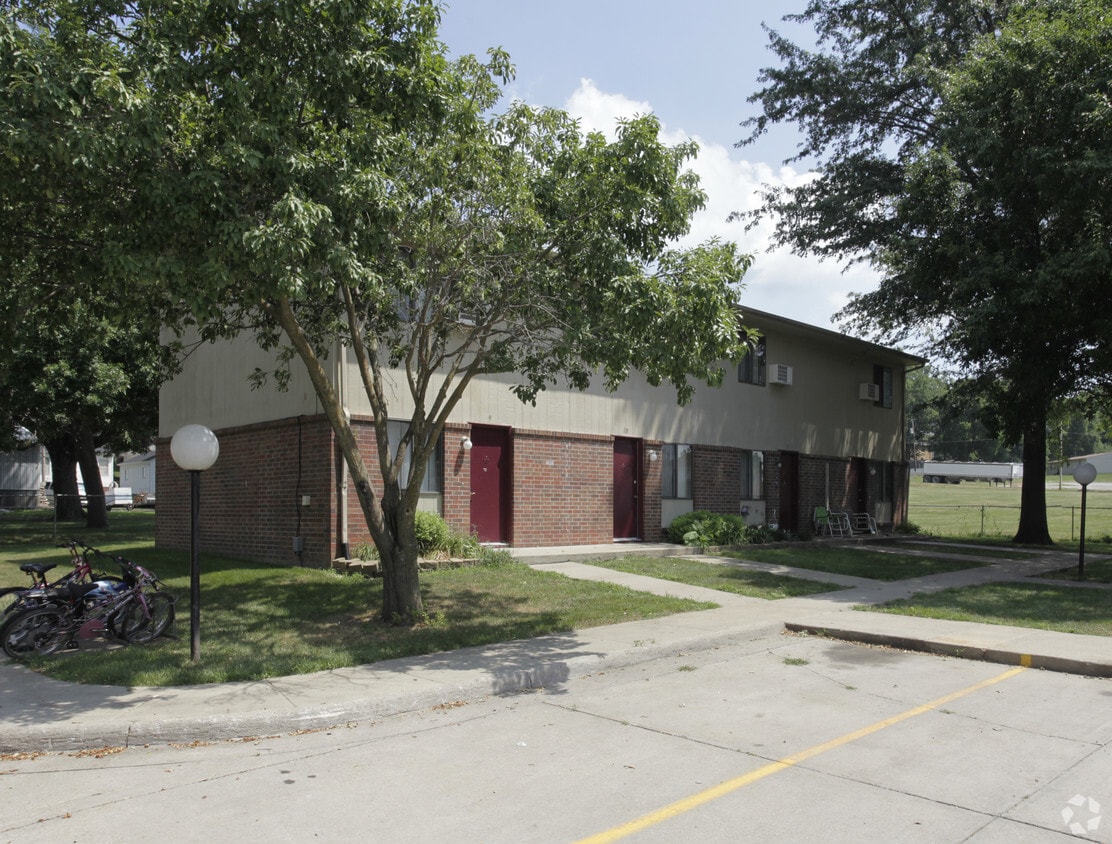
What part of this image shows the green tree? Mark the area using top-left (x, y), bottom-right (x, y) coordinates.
top-left (743, 0), bottom-right (1112, 544)
top-left (906, 367), bottom-right (1021, 463)
top-left (0, 2), bottom-right (176, 526)
top-left (123, 1), bottom-right (752, 622)
top-left (0, 299), bottom-right (167, 526)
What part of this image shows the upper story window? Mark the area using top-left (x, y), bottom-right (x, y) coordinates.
top-left (873, 364), bottom-right (893, 409)
top-left (661, 443), bottom-right (692, 499)
top-left (387, 420), bottom-right (443, 493)
top-left (738, 336), bottom-right (766, 386)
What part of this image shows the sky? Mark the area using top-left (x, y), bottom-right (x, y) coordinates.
top-left (437, 0), bottom-right (883, 332)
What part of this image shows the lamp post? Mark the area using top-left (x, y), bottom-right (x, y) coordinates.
top-left (170, 424), bottom-right (220, 661)
top-left (1072, 461), bottom-right (1097, 581)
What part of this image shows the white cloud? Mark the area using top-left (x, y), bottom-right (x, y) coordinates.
top-left (562, 79), bottom-right (881, 331)
top-left (564, 78), bottom-right (652, 138)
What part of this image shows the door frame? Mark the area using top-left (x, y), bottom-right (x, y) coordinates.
top-left (778, 451), bottom-right (800, 532)
top-left (613, 436), bottom-right (643, 540)
top-left (469, 424), bottom-right (512, 544)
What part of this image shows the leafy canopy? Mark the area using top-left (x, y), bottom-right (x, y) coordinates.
top-left (34, 0), bottom-right (751, 619)
top-left (743, 0), bottom-right (1112, 543)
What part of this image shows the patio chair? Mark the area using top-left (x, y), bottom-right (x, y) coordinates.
top-left (813, 506), bottom-right (850, 537)
top-left (851, 512), bottom-right (878, 534)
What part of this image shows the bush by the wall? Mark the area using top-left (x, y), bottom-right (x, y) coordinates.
top-left (412, 510), bottom-right (452, 554)
top-left (667, 510), bottom-right (757, 547)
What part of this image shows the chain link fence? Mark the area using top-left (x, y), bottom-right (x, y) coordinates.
top-left (909, 503), bottom-right (1112, 542)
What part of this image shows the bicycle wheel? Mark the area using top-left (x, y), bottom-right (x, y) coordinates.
top-left (120, 593), bottom-right (175, 644)
top-left (1, 606), bottom-right (69, 659)
top-left (0, 587), bottom-right (24, 622)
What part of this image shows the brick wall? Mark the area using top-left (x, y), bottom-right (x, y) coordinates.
top-left (442, 422), bottom-right (472, 538)
top-left (156, 415), bottom-right (335, 566)
top-left (643, 440), bottom-right (664, 541)
top-left (692, 444), bottom-right (743, 514)
top-left (158, 416), bottom-right (911, 564)
top-left (779, 453), bottom-right (906, 533)
top-left (508, 429), bottom-right (614, 546)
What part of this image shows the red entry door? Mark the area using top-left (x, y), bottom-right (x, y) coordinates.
top-left (613, 437), bottom-right (640, 539)
top-left (470, 426), bottom-right (510, 543)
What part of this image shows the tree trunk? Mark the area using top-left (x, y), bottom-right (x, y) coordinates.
top-left (375, 490), bottom-right (424, 623)
top-left (45, 436), bottom-right (83, 522)
top-left (77, 428), bottom-right (109, 530)
top-left (1014, 406), bottom-right (1053, 545)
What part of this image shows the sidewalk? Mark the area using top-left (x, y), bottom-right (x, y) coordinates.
top-left (1, 541), bottom-right (1109, 752)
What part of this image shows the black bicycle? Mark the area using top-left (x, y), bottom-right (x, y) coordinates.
top-left (1, 550), bottom-right (175, 659)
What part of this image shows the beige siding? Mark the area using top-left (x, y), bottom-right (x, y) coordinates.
top-left (160, 311), bottom-right (916, 463)
top-left (159, 330), bottom-right (324, 435)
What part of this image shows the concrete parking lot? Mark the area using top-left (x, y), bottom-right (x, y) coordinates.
top-left (3, 629), bottom-right (1109, 843)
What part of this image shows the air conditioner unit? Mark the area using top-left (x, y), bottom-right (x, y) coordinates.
top-left (859, 382), bottom-right (881, 401)
top-left (769, 364), bottom-right (793, 386)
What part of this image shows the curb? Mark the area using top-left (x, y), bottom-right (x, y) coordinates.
top-left (0, 616), bottom-right (785, 753)
top-left (784, 621), bottom-right (1112, 679)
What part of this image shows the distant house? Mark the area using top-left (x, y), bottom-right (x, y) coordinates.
top-left (1063, 452), bottom-right (1112, 476)
top-left (156, 307), bottom-right (924, 566)
top-left (0, 444), bottom-right (48, 509)
top-left (119, 451), bottom-right (157, 505)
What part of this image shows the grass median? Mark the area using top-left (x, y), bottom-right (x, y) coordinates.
top-left (720, 544), bottom-right (990, 581)
top-left (0, 511), bottom-right (714, 687)
top-left (862, 582), bottom-right (1112, 637)
top-left (581, 555), bottom-right (848, 598)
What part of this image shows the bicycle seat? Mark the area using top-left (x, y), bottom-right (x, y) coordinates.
top-left (19, 562), bottom-right (57, 576)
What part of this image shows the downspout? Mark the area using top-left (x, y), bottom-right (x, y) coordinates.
top-left (337, 339), bottom-right (350, 559)
top-left (900, 360), bottom-right (928, 525)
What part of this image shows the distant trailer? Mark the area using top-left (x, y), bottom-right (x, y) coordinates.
top-left (920, 461), bottom-right (1023, 486)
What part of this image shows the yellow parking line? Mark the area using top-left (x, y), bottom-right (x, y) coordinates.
top-left (575, 666), bottom-right (1027, 844)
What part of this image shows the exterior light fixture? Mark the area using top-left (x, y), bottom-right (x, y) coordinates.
top-left (1072, 461), bottom-right (1098, 580)
top-left (170, 424), bottom-right (220, 662)
top-left (462, 437), bottom-right (473, 450)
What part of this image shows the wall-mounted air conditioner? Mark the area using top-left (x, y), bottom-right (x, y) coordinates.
top-left (859, 382), bottom-right (881, 401)
top-left (769, 364), bottom-right (793, 386)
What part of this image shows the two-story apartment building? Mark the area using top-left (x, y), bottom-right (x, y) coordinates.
top-left (155, 308), bottom-right (923, 565)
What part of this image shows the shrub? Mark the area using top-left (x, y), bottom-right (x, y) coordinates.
top-left (894, 520), bottom-right (923, 535)
top-left (353, 515), bottom-right (480, 560)
top-left (477, 546), bottom-right (518, 568)
top-left (413, 510), bottom-right (453, 555)
top-left (667, 510), bottom-right (751, 547)
top-left (443, 530), bottom-right (481, 559)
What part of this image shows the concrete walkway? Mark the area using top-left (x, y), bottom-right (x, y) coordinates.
top-left (1, 540), bottom-right (1108, 752)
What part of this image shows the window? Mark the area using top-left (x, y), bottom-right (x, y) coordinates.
top-left (873, 364), bottom-right (893, 409)
top-left (386, 420), bottom-right (442, 493)
top-left (877, 461), bottom-right (893, 502)
top-left (740, 450), bottom-right (764, 499)
top-left (661, 443), bottom-right (692, 499)
top-left (738, 336), bottom-right (766, 386)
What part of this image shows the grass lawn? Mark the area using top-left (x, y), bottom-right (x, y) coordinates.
top-left (909, 476), bottom-right (1112, 542)
top-left (863, 582), bottom-right (1112, 637)
top-left (0, 511), bottom-right (713, 687)
top-left (720, 545), bottom-right (988, 581)
top-left (1033, 557), bottom-right (1112, 584)
top-left (582, 555), bottom-right (848, 599)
